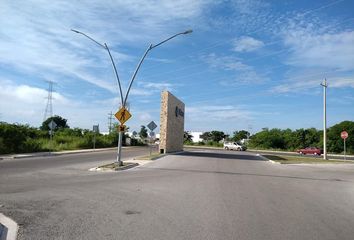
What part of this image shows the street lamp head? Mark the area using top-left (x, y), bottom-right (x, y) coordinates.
top-left (71, 29), bottom-right (81, 34)
top-left (183, 29), bottom-right (193, 34)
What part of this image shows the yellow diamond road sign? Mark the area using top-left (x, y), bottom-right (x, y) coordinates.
top-left (115, 107), bottom-right (131, 125)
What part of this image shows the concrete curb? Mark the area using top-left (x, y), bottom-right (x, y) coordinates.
top-left (89, 153), bottom-right (169, 172)
top-left (254, 153), bottom-right (278, 163)
top-left (0, 213), bottom-right (18, 240)
top-left (248, 149), bottom-right (354, 158)
top-left (184, 145), bottom-right (222, 150)
top-left (133, 154), bottom-right (165, 161)
top-left (261, 154), bottom-right (354, 165)
top-left (268, 160), bottom-right (281, 164)
top-left (0, 147), bottom-right (121, 160)
top-left (89, 162), bottom-right (139, 172)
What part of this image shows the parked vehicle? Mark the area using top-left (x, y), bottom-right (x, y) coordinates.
top-left (296, 147), bottom-right (322, 155)
top-left (224, 142), bottom-right (246, 151)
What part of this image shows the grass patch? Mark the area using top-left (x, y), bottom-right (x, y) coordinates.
top-left (263, 154), bottom-right (354, 164)
top-left (99, 162), bottom-right (138, 170)
top-left (134, 153), bottom-right (163, 160)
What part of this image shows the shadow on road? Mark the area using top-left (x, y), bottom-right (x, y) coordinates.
top-left (175, 151), bottom-right (264, 161)
top-left (143, 167), bottom-right (346, 183)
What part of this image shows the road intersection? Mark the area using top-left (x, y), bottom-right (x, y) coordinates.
top-left (1, 147), bottom-right (354, 240)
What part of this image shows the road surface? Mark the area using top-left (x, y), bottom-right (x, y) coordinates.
top-left (1, 148), bottom-right (354, 240)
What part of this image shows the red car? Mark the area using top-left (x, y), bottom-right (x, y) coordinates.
top-left (296, 147), bottom-right (322, 155)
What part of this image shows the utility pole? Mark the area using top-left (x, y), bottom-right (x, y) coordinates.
top-left (320, 79), bottom-right (328, 160)
top-left (247, 124), bottom-right (252, 140)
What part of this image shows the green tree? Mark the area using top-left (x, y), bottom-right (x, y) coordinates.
top-left (210, 131), bottom-right (225, 142)
top-left (184, 131), bottom-right (193, 143)
top-left (139, 125), bottom-right (148, 139)
top-left (249, 128), bottom-right (285, 149)
top-left (327, 121), bottom-right (354, 154)
top-left (200, 132), bottom-right (211, 141)
top-left (232, 130), bottom-right (250, 142)
top-left (41, 115), bottom-right (69, 131)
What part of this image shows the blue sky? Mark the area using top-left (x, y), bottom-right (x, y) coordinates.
top-left (0, 0), bottom-right (353, 135)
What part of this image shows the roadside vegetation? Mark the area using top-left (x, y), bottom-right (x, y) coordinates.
top-left (184, 121), bottom-right (354, 155)
top-left (0, 116), bottom-right (144, 154)
top-left (1, 117), bottom-right (352, 155)
top-left (263, 155), bottom-right (354, 164)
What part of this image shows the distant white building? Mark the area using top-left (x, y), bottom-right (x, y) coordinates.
top-left (126, 132), bottom-right (160, 140)
top-left (188, 131), bottom-right (203, 143)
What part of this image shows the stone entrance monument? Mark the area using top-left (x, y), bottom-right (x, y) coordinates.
top-left (159, 91), bottom-right (185, 154)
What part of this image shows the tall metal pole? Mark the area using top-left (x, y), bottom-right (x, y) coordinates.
top-left (321, 79), bottom-right (328, 160)
top-left (117, 131), bottom-right (123, 165)
top-left (123, 30), bottom-right (193, 106)
top-left (71, 29), bottom-right (124, 106)
top-left (72, 29), bottom-right (192, 167)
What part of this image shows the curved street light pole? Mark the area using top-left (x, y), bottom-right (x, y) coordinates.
top-left (123, 30), bottom-right (193, 107)
top-left (71, 29), bottom-right (124, 105)
top-left (72, 29), bottom-right (192, 166)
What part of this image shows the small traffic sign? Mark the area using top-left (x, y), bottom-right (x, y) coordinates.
top-left (118, 125), bottom-right (126, 132)
top-left (93, 125), bottom-right (99, 133)
top-left (147, 121), bottom-right (157, 131)
top-left (115, 107), bottom-right (131, 125)
top-left (149, 131), bottom-right (155, 137)
top-left (48, 120), bottom-right (57, 130)
top-left (341, 131), bottom-right (348, 139)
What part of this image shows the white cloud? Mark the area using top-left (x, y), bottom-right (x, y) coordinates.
top-left (186, 105), bottom-right (253, 121)
top-left (0, 79), bottom-right (161, 132)
top-left (270, 15), bottom-right (354, 94)
top-left (130, 81), bottom-right (177, 96)
top-left (233, 36), bottom-right (264, 52)
top-left (230, 0), bottom-right (269, 15)
top-left (220, 71), bottom-right (267, 85)
top-left (330, 78), bottom-right (354, 88)
top-left (0, 79), bottom-right (71, 124)
top-left (0, 0), bottom-right (209, 93)
top-left (202, 53), bottom-right (267, 85)
top-left (0, 79), bottom-right (118, 130)
top-left (282, 24), bottom-right (354, 70)
top-left (202, 53), bottom-right (250, 71)
top-left (184, 104), bottom-right (255, 132)
top-left (271, 76), bottom-right (354, 93)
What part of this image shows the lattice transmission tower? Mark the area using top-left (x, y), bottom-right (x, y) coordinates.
top-left (43, 80), bottom-right (55, 122)
top-left (108, 111), bottom-right (114, 134)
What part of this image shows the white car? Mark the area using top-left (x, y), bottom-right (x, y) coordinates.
top-left (223, 142), bottom-right (246, 151)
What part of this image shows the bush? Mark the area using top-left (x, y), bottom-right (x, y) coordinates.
top-left (20, 138), bottom-right (43, 152)
top-left (0, 122), bottom-right (43, 154)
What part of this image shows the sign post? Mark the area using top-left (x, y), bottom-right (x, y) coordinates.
top-left (341, 131), bottom-right (348, 161)
top-left (93, 125), bottom-right (99, 150)
top-left (147, 121), bottom-right (157, 156)
top-left (48, 120), bottom-right (57, 153)
top-left (115, 107), bottom-right (132, 166)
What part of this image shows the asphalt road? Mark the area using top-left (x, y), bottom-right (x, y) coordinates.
top-left (1, 148), bottom-right (354, 240)
top-left (185, 146), bottom-right (354, 161)
top-left (0, 146), bottom-right (156, 175)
